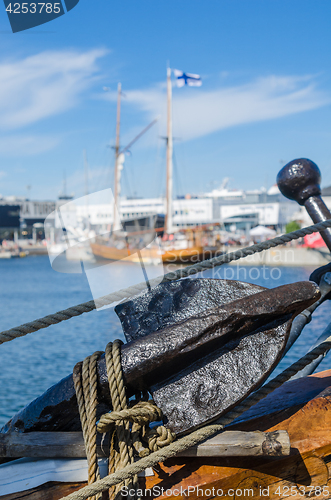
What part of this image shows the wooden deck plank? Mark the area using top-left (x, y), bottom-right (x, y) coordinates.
top-left (0, 430), bottom-right (290, 459)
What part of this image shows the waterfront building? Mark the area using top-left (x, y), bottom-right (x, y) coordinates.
top-left (73, 184), bottom-right (296, 234)
top-left (0, 182), bottom-right (308, 241)
top-left (207, 184), bottom-right (297, 233)
top-left (0, 197), bottom-right (56, 241)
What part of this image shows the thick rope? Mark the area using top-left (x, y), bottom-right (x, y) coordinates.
top-left (105, 340), bottom-right (137, 500)
top-left (61, 335), bottom-right (331, 500)
top-left (73, 352), bottom-right (103, 500)
top-left (1, 219), bottom-right (331, 345)
top-left (97, 402), bottom-right (163, 432)
top-left (97, 400), bottom-right (175, 458)
top-left (75, 341), bottom-right (175, 500)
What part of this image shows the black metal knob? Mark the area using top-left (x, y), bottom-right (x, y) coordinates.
top-left (277, 158), bottom-right (331, 251)
top-left (277, 158), bottom-right (321, 206)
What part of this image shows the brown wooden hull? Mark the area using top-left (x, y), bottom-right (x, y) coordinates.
top-left (161, 246), bottom-right (205, 263)
top-left (2, 370), bottom-right (331, 500)
top-left (90, 242), bottom-right (162, 264)
top-left (0, 482), bottom-right (86, 500)
top-left (91, 242), bottom-right (210, 264)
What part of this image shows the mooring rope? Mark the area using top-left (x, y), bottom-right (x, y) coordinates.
top-left (60, 334), bottom-right (331, 500)
top-left (1, 218), bottom-right (331, 346)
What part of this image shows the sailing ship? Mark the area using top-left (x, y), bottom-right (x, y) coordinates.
top-left (90, 83), bottom-right (164, 265)
top-left (90, 70), bottom-right (210, 265)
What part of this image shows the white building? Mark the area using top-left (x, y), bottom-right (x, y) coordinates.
top-left (0, 181), bottom-right (303, 237)
top-left (69, 184), bottom-right (296, 234)
top-left (206, 184), bottom-right (297, 232)
top-left (74, 197), bottom-right (213, 229)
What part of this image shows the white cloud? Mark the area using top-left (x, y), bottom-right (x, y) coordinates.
top-left (114, 75), bottom-right (330, 142)
top-left (0, 48), bottom-right (107, 130)
top-left (0, 134), bottom-right (60, 156)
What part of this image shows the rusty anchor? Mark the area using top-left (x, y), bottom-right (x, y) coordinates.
top-left (2, 279), bottom-right (319, 435)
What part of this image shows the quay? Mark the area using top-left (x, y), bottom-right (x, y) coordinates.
top-left (225, 245), bottom-right (331, 266)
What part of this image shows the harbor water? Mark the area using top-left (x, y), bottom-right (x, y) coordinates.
top-left (0, 255), bottom-right (330, 427)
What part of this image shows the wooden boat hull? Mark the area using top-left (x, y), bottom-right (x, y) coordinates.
top-left (91, 242), bottom-right (210, 264)
top-left (90, 242), bottom-right (162, 264)
top-left (162, 246), bottom-right (206, 263)
top-left (2, 369), bottom-right (331, 499)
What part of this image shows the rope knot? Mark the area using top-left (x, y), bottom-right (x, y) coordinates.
top-left (145, 425), bottom-right (176, 453)
top-left (97, 400), bottom-right (163, 433)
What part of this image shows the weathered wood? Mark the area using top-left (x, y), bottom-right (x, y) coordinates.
top-left (0, 430), bottom-right (290, 458)
top-left (177, 430), bottom-right (290, 457)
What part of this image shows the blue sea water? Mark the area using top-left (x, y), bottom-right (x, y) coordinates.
top-left (0, 255), bottom-right (330, 427)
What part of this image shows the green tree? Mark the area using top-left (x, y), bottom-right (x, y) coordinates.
top-left (286, 221), bottom-right (301, 233)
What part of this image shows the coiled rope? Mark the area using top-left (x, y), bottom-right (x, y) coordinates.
top-left (61, 334), bottom-right (331, 500)
top-left (1, 218), bottom-right (331, 345)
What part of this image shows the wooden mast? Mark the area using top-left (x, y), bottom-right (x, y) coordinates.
top-left (165, 67), bottom-right (173, 235)
top-left (113, 82), bottom-right (122, 232)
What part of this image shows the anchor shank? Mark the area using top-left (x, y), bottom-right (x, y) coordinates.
top-left (304, 196), bottom-right (331, 250)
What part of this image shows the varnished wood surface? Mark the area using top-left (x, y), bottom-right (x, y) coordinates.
top-left (0, 482), bottom-right (86, 500)
top-left (161, 246), bottom-right (204, 263)
top-left (90, 243), bottom-right (161, 262)
top-left (91, 242), bottom-right (205, 263)
top-left (2, 370), bottom-right (331, 500)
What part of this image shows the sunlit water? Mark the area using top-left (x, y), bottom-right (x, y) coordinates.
top-left (0, 255), bottom-right (330, 426)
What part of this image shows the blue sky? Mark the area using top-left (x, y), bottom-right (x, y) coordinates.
top-left (1, 1), bottom-right (331, 200)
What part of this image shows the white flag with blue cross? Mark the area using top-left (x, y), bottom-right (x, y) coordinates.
top-left (173, 69), bottom-right (202, 87)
